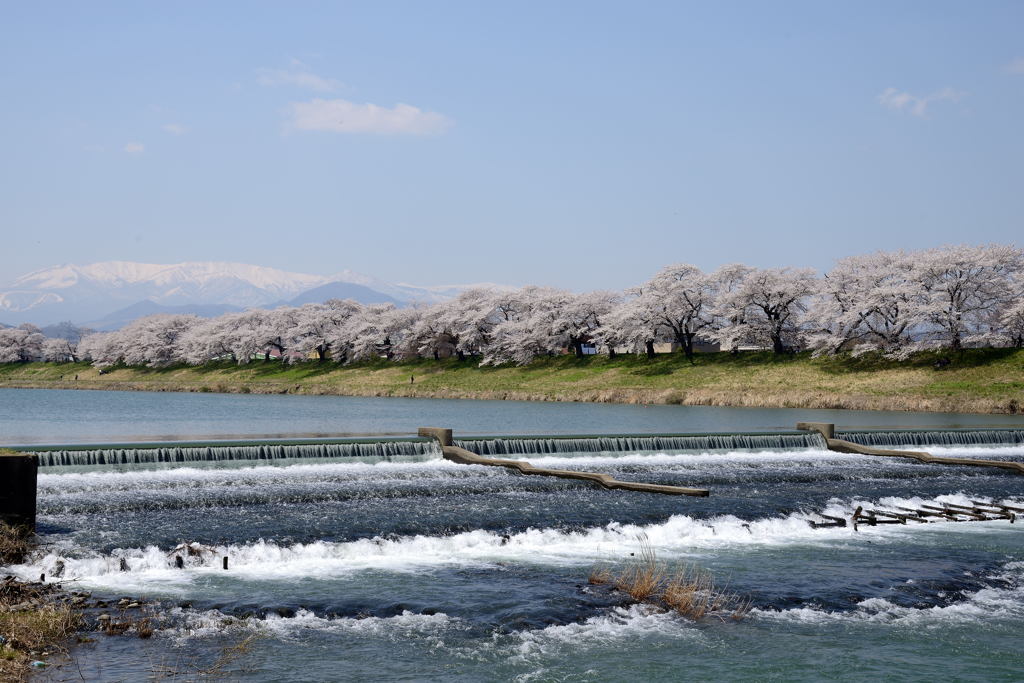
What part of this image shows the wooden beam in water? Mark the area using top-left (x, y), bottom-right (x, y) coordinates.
top-left (418, 427), bottom-right (709, 497)
top-left (796, 422), bottom-right (1024, 474)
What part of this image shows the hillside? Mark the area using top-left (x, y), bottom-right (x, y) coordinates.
top-left (1, 350), bottom-right (1022, 414)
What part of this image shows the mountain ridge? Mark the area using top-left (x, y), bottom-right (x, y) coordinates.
top-left (0, 260), bottom-right (507, 328)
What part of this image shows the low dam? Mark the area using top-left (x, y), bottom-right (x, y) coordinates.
top-left (7, 426), bottom-right (1024, 468)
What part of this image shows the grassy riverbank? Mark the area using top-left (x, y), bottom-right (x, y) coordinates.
top-left (1, 349), bottom-right (1022, 414)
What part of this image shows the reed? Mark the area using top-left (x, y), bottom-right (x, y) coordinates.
top-left (597, 537), bottom-right (752, 621)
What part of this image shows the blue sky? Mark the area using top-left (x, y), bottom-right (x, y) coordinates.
top-left (2, 1), bottom-right (1022, 290)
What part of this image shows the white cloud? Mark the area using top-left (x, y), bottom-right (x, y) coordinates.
top-left (877, 86), bottom-right (965, 117)
top-left (1005, 57), bottom-right (1024, 75)
top-left (287, 98), bottom-right (452, 135)
top-left (256, 66), bottom-right (341, 93)
top-left (162, 123), bottom-right (188, 135)
top-left (123, 143), bottom-right (145, 154)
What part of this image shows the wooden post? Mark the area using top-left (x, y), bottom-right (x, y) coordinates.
top-left (0, 452), bottom-right (37, 530)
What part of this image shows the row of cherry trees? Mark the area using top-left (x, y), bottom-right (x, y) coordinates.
top-left (3, 244), bottom-right (1022, 367)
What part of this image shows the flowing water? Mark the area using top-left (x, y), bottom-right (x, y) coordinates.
top-left (2, 389), bottom-right (1023, 680)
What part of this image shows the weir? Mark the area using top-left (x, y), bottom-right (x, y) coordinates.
top-left (456, 432), bottom-right (818, 455)
top-left (5, 426), bottom-right (1024, 468)
top-left (836, 429), bottom-right (1024, 447)
top-left (5, 423), bottom-right (1024, 526)
top-left (23, 439), bottom-right (438, 467)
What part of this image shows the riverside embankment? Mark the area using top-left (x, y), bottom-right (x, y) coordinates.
top-left (1, 349), bottom-right (1023, 414)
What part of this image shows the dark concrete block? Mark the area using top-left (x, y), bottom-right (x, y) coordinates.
top-left (0, 453), bottom-right (37, 529)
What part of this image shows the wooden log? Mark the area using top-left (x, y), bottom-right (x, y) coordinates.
top-left (893, 505), bottom-right (952, 520)
top-left (973, 501), bottom-right (1024, 513)
top-left (943, 502), bottom-right (1014, 520)
top-left (419, 427), bottom-right (710, 497)
top-left (867, 509), bottom-right (926, 523)
top-left (795, 423), bottom-right (1024, 474)
top-left (808, 521), bottom-right (846, 529)
top-left (921, 504), bottom-right (980, 520)
top-left (818, 514), bottom-right (848, 526)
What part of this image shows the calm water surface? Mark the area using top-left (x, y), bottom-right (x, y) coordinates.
top-left (2, 387), bottom-right (1022, 445)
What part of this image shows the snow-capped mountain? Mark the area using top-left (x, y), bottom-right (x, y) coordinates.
top-left (0, 261), bottom-right (506, 327)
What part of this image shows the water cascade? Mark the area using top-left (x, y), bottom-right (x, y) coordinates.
top-left (836, 429), bottom-right (1024, 447)
top-left (456, 433), bottom-right (821, 455)
top-left (31, 440), bottom-right (440, 467)
top-left (24, 428), bottom-right (1024, 468)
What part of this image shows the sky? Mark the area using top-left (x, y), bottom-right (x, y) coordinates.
top-left (2, 1), bottom-right (1022, 291)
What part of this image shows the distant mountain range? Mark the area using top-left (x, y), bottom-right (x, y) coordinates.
top-left (0, 261), bottom-right (506, 330)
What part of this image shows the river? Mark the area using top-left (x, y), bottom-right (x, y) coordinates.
top-left (2, 388), bottom-right (1023, 680)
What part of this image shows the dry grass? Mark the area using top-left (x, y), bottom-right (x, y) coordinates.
top-left (0, 524), bottom-right (31, 565)
top-left (0, 603), bottom-right (81, 681)
top-left (594, 536), bottom-right (752, 621)
top-left (613, 540), bottom-right (665, 601)
top-left (149, 631), bottom-right (262, 680)
top-left (1, 349), bottom-right (1022, 414)
top-left (0, 604), bottom-right (81, 651)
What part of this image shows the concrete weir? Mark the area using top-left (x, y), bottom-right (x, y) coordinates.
top-left (418, 427), bottom-right (710, 497)
top-left (796, 422), bottom-right (1024, 474)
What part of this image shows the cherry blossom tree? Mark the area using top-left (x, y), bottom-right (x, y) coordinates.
top-left (0, 325), bottom-right (46, 362)
top-left (555, 290), bottom-right (620, 357)
top-left (634, 264), bottom-right (715, 360)
top-left (119, 314), bottom-right (200, 367)
top-left (998, 301), bottom-right (1024, 348)
top-left (594, 295), bottom-right (660, 358)
top-left (41, 337), bottom-right (79, 362)
top-left (483, 287), bottom-right (574, 365)
top-left (712, 266), bottom-right (816, 353)
top-left (804, 250), bottom-right (920, 357)
top-left (284, 300), bottom-right (361, 362)
top-left (913, 244), bottom-right (1024, 351)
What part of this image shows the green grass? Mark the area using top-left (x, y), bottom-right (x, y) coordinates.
top-left (0, 349), bottom-right (1022, 413)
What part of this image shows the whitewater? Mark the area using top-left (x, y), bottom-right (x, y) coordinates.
top-left (5, 439), bottom-right (1024, 680)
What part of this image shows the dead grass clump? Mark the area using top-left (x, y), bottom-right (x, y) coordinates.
top-left (150, 631), bottom-right (262, 680)
top-left (587, 565), bottom-right (614, 585)
top-left (0, 603), bottom-right (81, 652)
top-left (0, 524), bottom-right (32, 565)
top-left (613, 541), bottom-right (666, 601)
top-left (661, 564), bottom-right (752, 621)
top-left (597, 536), bottom-right (753, 621)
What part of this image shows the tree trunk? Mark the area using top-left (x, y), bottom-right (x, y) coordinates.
top-left (456, 349), bottom-right (466, 362)
top-left (772, 335), bottom-right (785, 354)
top-left (573, 339), bottom-right (584, 358)
top-left (645, 340), bottom-right (656, 359)
top-left (608, 347), bottom-right (617, 359)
